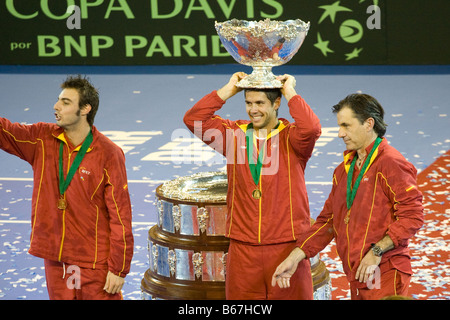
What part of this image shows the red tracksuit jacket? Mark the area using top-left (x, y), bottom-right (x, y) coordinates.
top-left (297, 138), bottom-right (424, 287)
top-left (0, 118), bottom-right (133, 277)
top-left (184, 91), bottom-right (321, 245)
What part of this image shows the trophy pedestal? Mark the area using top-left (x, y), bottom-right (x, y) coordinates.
top-left (237, 66), bottom-right (282, 89)
top-left (141, 172), bottom-right (229, 300)
top-left (141, 225), bottom-right (228, 300)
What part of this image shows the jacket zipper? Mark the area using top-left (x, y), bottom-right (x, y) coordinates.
top-left (58, 145), bottom-right (73, 261)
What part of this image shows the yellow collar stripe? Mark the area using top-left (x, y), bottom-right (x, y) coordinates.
top-left (55, 132), bottom-right (93, 152)
top-left (344, 144), bottom-right (381, 174)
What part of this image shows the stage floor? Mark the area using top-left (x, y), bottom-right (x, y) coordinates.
top-left (0, 65), bottom-right (449, 299)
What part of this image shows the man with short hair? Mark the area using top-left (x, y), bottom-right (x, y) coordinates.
top-left (0, 75), bottom-right (134, 299)
top-left (184, 72), bottom-right (321, 299)
top-left (272, 93), bottom-right (424, 300)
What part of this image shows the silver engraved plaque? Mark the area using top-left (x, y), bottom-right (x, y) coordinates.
top-left (148, 240), bottom-right (227, 282)
top-left (155, 171), bottom-right (227, 236)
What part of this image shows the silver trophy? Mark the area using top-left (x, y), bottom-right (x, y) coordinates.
top-left (215, 18), bottom-right (310, 88)
top-left (141, 171), bottom-right (331, 300)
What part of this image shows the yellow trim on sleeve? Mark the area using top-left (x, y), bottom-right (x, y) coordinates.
top-left (286, 132), bottom-right (296, 240)
top-left (227, 134), bottom-right (237, 237)
top-left (30, 139), bottom-right (45, 246)
top-left (90, 176), bottom-right (105, 269)
top-left (104, 168), bottom-right (127, 276)
top-left (299, 217), bottom-right (332, 250)
top-left (258, 178), bottom-right (262, 243)
top-left (0, 128), bottom-right (47, 249)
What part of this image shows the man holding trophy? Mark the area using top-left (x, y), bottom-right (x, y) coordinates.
top-left (184, 71), bottom-right (321, 299)
top-left (184, 18), bottom-right (318, 300)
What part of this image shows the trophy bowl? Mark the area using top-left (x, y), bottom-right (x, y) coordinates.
top-left (215, 18), bottom-right (310, 88)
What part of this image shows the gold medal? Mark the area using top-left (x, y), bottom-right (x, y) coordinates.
top-left (58, 130), bottom-right (92, 212)
top-left (344, 209), bottom-right (350, 224)
top-left (252, 189), bottom-right (262, 199)
top-left (57, 198), bottom-right (67, 210)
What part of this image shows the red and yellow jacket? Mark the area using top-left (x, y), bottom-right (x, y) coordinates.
top-left (184, 91), bottom-right (321, 245)
top-left (297, 138), bottom-right (424, 286)
top-left (0, 118), bottom-right (133, 277)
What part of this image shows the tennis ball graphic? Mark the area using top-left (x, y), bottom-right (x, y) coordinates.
top-left (339, 19), bottom-right (363, 43)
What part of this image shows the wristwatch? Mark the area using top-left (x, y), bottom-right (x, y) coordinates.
top-left (371, 243), bottom-right (383, 257)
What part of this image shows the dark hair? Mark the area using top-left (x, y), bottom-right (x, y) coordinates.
top-left (61, 75), bottom-right (99, 127)
top-left (245, 88), bottom-right (281, 104)
top-left (244, 88), bottom-right (282, 116)
top-left (332, 93), bottom-right (387, 137)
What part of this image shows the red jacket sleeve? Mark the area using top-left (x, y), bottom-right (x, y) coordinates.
top-left (286, 95), bottom-right (321, 164)
top-left (0, 117), bottom-right (45, 164)
top-left (104, 148), bottom-right (134, 277)
top-left (183, 91), bottom-right (233, 156)
top-left (296, 173), bottom-right (337, 258)
top-left (382, 156), bottom-right (424, 247)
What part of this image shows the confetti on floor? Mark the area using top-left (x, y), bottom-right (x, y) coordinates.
top-left (1, 68), bottom-right (449, 300)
